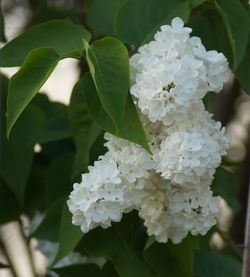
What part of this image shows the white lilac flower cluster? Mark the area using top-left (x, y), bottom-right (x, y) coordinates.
top-left (68, 17), bottom-right (230, 244)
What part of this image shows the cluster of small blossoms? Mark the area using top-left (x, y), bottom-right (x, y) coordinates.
top-left (130, 18), bottom-right (228, 125)
top-left (68, 17), bottom-right (230, 243)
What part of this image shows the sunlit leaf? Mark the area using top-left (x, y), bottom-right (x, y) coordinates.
top-left (7, 47), bottom-right (60, 137)
top-left (0, 20), bottom-right (91, 67)
top-left (84, 37), bottom-right (129, 130)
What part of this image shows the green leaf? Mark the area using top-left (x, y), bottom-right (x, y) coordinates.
top-left (39, 104), bottom-right (71, 143)
top-left (114, 0), bottom-right (190, 47)
top-left (52, 262), bottom-right (118, 277)
top-left (31, 197), bottom-right (65, 242)
top-left (7, 47), bottom-right (60, 137)
top-left (89, 131), bottom-right (107, 165)
top-left (144, 235), bottom-right (198, 277)
top-left (215, 0), bottom-right (250, 69)
top-left (1, 121), bottom-right (35, 204)
top-left (24, 153), bottom-right (48, 214)
top-left (193, 250), bottom-right (242, 277)
top-left (86, 0), bottom-right (123, 35)
top-left (82, 73), bottom-right (150, 152)
top-left (0, 180), bottom-right (21, 224)
top-left (44, 153), bottom-right (74, 207)
top-left (80, 213), bottom-right (155, 277)
top-left (235, 42), bottom-right (250, 94)
top-left (0, 20), bottom-right (91, 67)
top-left (188, 3), bottom-right (233, 67)
top-left (31, 195), bottom-right (83, 261)
top-left (189, 0), bottom-right (207, 9)
top-left (32, 94), bottom-right (72, 143)
top-left (83, 73), bottom-right (115, 133)
top-left (51, 201), bottom-right (84, 266)
top-left (68, 79), bottom-right (101, 177)
top-left (0, 75), bottom-right (44, 203)
top-left (212, 167), bottom-right (240, 212)
top-left (84, 37), bottom-right (130, 130)
top-left (119, 96), bottom-right (151, 152)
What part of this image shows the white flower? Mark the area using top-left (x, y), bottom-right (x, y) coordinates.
top-left (67, 136), bottom-right (154, 233)
top-left (130, 17), bottom-right (229, 124)
top-left (67, 154), bottom-right (124, 232)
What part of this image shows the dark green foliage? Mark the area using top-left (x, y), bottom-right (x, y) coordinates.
top-left (188, 2), bottom-right (233, 67)
top-left (43, 153), bottom-right (74, 206)
top-left (31, 197), bottom-right (65, 242)
top-left (69, 78), bottom-right (101, 177)
top-left (236, 42), bottom-right (250, 94)
top-left (215, 0), bottom-right (249, 69)
top-left (0, 75), bottom-right (44, 204)
top-left (34, 95), bottom-right (72, 143)
top-left (114, 0), bottom-right (190, 47)
top-left (79, 213), bottom-right (155, 277)
top-left (212, 167), bottom-right (241, 212)
top-left (144, 235), bottom-right (199, 277)
top-left (193, 250), bottom-right (242, 277)
top-left (0, 181), bottom-right (21, 224)
top-left (51, 201), bottom-right (84, 266)
top-left (86, 0), bottom-right (123, 35)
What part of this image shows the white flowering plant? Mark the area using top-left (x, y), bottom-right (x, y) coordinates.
top-left (0, 0), bottom-right (249, 276)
